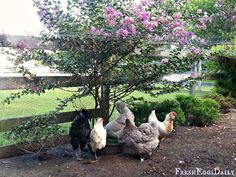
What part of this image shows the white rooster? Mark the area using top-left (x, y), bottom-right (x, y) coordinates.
top-left (148, 110), bottom-right (177, 148)
top-left (90, 118), bottom-right (107, 161)
top-left (105, 101), bottom-right (135, 139)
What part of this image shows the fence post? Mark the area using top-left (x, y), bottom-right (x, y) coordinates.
top-left (197, 60), bottom-right (202, 90)
top-left (189, 61), bottom-right (198, 96)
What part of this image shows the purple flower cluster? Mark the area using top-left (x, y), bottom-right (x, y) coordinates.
top-left (143, 20), bottom-right (158, 32)
top-left (140, 0), bottom-right (150, 6)
top-left (199, 38), bottom-right (207, 45)
top-left (103, 6), bottom-right (122, 27)
top-left (128, 24), bottom-right (136, 36)
top-left (123, 17), bottom-right (136, 36)
top-left (116, 29), bottom-right (129, 39)
top-left (123, 17), bottom-right (134, 26)
top-left (196, 14), bottom-right (212, 29)
top-left (16, 40), bottom-right (28, 50)
top-left (161, 58), bottom-right (168, 65)
top-left (152, 35), bottom-right (163, 42)
top-left (137, 10), bottom-right (158, 32)
top-left (138, 11), bottom-right (150, 22)
top-left (191, 47), bottom-right (202, 55)
top-left (172, 12), bottom-right (182, 19)
top-left (173, 28), bottom-right (194, 45)
top-left (115, 16), bottom-right (137, 39)
top-left (171, 20), bottom-right (183, 28)
top-left (31, 86), bottom-right (39, 92)
top-left (91, 27), bottom-right (110, 38)
top-left (90, 26), bottom-right (104, 35)
top-left (92, 1), bottom-right (204, 54)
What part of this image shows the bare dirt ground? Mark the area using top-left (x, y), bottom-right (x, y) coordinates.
top-left (0, 110), bottom-right (235, 177)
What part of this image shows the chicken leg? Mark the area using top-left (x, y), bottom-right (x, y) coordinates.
top-left (157, 139), bottom-right (162, 149)
top-left (94, 151), bottom-right (98, 161)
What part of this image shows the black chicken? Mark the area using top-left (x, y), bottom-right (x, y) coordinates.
top-left (69, 109), bottom-right (91, 160)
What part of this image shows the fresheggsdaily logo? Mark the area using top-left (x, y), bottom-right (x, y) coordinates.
top-left (175, 167), bottom-right (235, 176)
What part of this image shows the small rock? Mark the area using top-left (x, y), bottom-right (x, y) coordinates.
top-left (179, 160), bottom-right (185, 164)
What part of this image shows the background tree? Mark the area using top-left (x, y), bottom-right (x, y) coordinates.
top-left (181, 0), bottom-right (236, 97)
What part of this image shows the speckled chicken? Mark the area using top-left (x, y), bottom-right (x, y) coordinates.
top-left (120, 119), bottom-right (159, 162)
top-left (105, 101), bottom-right (135, 139)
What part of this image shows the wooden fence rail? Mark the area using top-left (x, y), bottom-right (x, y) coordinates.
top-left (0, 109), bottom-right (99, 133)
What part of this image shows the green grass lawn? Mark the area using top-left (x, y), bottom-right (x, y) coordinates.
top-left (0, 84), bottom-right (214, 146)
top-left (0, 88), bottom-right (95, 119)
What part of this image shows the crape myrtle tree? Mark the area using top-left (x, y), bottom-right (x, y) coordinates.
top-left (4, 0), bottom-right (207, 124)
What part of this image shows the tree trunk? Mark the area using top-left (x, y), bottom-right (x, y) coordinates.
top-left (101, 84), bottom-right (110, 124)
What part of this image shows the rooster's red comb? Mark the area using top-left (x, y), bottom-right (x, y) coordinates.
top-left (171, 112), bottom-right (177, 117)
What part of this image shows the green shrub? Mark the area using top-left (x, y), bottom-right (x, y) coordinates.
top-left (209, 57), bottom-right (236, 98)
top-left (131, 99), bottom-right (186, 126)
top-left (176, 95), bottom-right (220, 126)
top-left (131, 101), bottom-right (155, 126)
top-left (175, 95), bottom-right (198, 114)
top-left (204, 93), bottom-right (236, 113)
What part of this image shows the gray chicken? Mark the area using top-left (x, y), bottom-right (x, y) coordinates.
top-left (105, 101), bottom-right (135, 139)
top-left (120, 119), bottom-right (160, 162)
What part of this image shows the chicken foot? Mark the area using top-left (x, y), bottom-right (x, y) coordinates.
top-left (75, 149), bottom-right (83, 161)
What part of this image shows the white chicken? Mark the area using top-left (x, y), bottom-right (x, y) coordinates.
top-left (148, 110), bottom-right (177, 148)
top-left (105, 101), bottom-right (135, 139)
top-left (90, 118), bottom-right (107, 161)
